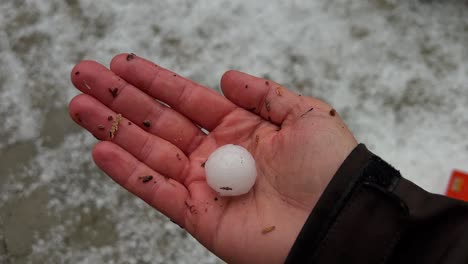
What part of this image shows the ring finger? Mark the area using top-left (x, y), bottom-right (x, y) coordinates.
top-left (69, 94), bottom-right (190, 184)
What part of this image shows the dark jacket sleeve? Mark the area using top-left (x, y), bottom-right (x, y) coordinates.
top-left (285, 144), bottom-right (468, 264)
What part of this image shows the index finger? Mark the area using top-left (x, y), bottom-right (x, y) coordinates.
top-left (110, 54), bottom-right (237, 131)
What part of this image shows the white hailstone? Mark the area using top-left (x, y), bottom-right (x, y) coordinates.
top-left (205, 144), bottom-right (257, 196)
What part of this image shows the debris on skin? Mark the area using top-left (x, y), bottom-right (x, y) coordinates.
top-left (108, 88), bottom-right (119, 98)
top-left (265, 100), bottom-right (271, 112)
top-left (245, 84), bottom-right (248, 89)
top-left (126, 53), bottom-right (136, 61)
top-left (108, 116), bottom-right (113, 121)
top-left (255, 135), bottom-right (259, 146)
top-left (329, 109), bottom-right (336, 116)
top-left (143, 120), bottom-right (151, 128)
top-left (110, 114), bottom-right (123, 139)
top-left (173, 74), bottom-right (177, 77)
top-left (176, 153), bottom-right (182, 161)
top-left (300, 107), bottom-right (314, 117)
top-left (220, 187), bottom-right (233, 191)
top-left (97, 124), bottom-right (105, 130)
top-left (214, 197), bottom-right (218, 201)
top-left (74, 71), bottom-right (80, 76)
top-left (75, 113), bottom-right (82, 123)
top-left (185, 201), bottom-right (198, 215)
top-left (265, 81), bottom-right (270, 86)
top-left (138, 175), bottom-right (153, 183)
top-left (275, 86), bottom-right (283, 96)
top-left (190, 207), bottom-right (198, 215)
top-left (83, 80), bottom-right (91, 90)
top-left (128, 121), bottom-right (132, 125)
top-left (262, 226), bottom-right (276, 234)
top-left (201, 161), bottom-right (206, 168)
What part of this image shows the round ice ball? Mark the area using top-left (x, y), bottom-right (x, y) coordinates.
top-left (205, 144), bottom-right (257, 196)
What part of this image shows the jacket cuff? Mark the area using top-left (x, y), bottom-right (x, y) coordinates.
top-left (285, 143), bottom-right (406, 263)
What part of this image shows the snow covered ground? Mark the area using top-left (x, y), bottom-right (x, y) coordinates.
top-left (0, 0), bottom-right (467, 263)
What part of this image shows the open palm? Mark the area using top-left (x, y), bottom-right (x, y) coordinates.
top-left (69, 54), bottom-right (357, 264)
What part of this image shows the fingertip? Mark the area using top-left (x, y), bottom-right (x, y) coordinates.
top-left (70, 60), bottom-right (108, 91)
top-left (220, 70), bottom-right (240, 92)
top-left (220, 69), bottom-right (238, 81)
top-left (68, 93), bottom-right (96, 113)
top-left (68, 92), bottom-right (87, 107)
top-left (68, 94), bottom-right (89, 123)
top-left (91, 142), bottom-right (134, 186)
top-left (91, 141), bottom-right (104, 162)
top-left (92, 142), bottom-right (132, 176)
top-left (70, 60), bottom-right (98, 79)
top-left (92, 141), bottom-right (114, 164)
top-left (109, 53), bottom-right (127, 69)
top-left (68, 94), bottom-right (80, 111)
top-left (109, 53), bottom-right (137, 73)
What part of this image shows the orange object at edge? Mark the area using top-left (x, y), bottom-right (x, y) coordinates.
top-left (446, 170), bottom-right (468, 202)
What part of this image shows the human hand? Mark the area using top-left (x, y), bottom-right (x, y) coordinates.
top-left (69, 54), bottom-right (357, 264)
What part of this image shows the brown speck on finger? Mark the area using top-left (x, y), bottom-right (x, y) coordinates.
top-left (109, 114), bottom-right (123, 139)
top-left (74, 71), bottom-right (80, 76)
top-left (126, 53), bottom-right (135, 61)
top-left (143, 120), bottom-right (151, 128)
top-left (176, 153), bottom-right (182, 161)
top-left (265, 81), bottom-right (270, 85)
top-left (173, 74), bottom-right (177, 77)
top-left (108, 116), bottom-right (113, 121)
top-left (300, 107), bottom-right (314, 117)
top-left (245, 84), bottom-right (248, 89)
top-left (138, 175), bottom-right (153, 183)
top-left (201, 161), bottom-right (206, 168)
top-left (329, 109), bottom-right (336, 116)
top-left (128, 122), bottom-right (132, 125)
top-left (108, 88), bottom-right (119, 98)
top-left (265, 100), bottom-right (271, 112)
top-left (262, 226), bottom-right (276, 234)
top-left (75, 113), bottom-right (82, 123)
top-left (275, 86), bottom-right (283, 96)
top-left (214, 197), bottom-right (218, 201)
top-left (255, 135), bottom-right (259, 146)
top-left (97, 124), bottom-right (105, 130)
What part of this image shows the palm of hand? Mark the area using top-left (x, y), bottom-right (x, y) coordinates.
top-left (69, 54), bottom-right (357, 264)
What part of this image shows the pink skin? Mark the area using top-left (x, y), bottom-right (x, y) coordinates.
top-left (69, 54), bottom-right (357, 264)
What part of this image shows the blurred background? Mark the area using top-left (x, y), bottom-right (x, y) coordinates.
top-left (0, 0), bottom-right (467, 263)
